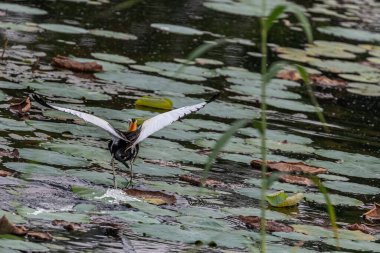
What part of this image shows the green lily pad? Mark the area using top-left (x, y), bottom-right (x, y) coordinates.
top-left (308, 59), bottom-right (379, 74)
top-left (0, 210), bottom-right (25, 224)
top-left (323, 181), bottom-right (380, 195)
top-left (19, 148), bottom-right (88, 167)
top-left (0, 239), bottom-right (49, 252)
top-left (0, 81), bottom-right (25, 89)
top-left (0, 3), bottom-right (47, 15)
top-left (95, 70), bottom-right (212, 94)
top-left (89, 29), bottom-right (137, 40)
top-left (222, 207), bottom-right (290, 221)
top-left (347, 82), bottom-right (380, 96)
top-left (39, 23), bottom-right (88, 34)
top-left (145, 61), bottom-right (219, 78)
top-left (266, 191), bottom-right (304, 207)
top-left (0, 21), bottom-right (41, 33)
top-left (246, 178), bottom-right (306, 193)
top-left (339, 73), bottom-right (380, 84)
top-left (3, 162), bottom-right (65, 176)
top-left (134, 163), bottom-right (187, 177)
top-left (183, 119), bottom-right (230, 132)
top-left (130, 201), bottom-right (178, 217)
top-left (91, 53), bottom-right (136, 64)
top-left (107, 210), bottom-right (159, 224)
top-left (66, 170), bottom-right (129, 187)
top-left (145, 181), bottom-right (225, 197)
top-left (0, 118), bottom-right (35, 131)
top-left (318, 26), bottom-right (380, 42)
top-left (272, 231), bottom-right (318, 241)
top-left (178, 207), bottom-right (227, 219)
top-left (304, 193), bottom-right (363, 207)
top-left (24, 81), bottom-right (111, 100)
top-left (317, 174), bottom-right (349, 181)
top-left (292, 224), bottom-right (374, 241)
top-left (151, 23), bottom-right (204, 35)
top-left (323, 238), bottom-right (380, 252)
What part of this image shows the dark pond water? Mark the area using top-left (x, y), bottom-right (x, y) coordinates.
top-left (0, 0), bottom-right (379, 252)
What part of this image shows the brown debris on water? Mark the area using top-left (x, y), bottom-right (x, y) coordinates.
top-left (347, 223), bottom-right (380, 235)
top-left (0, 170), bottom-right (12, 177)
top-left (125, 189), bottom-right (176, 205)
top-left (0, 148), bottom-right (19, 158)
top-left (279, 174), bottom-right (315, 186)
top-left (251, 160), bottom-right (327, 175)
top-left (276, 69), bottom-right (347, 88)
top-left (27, 231), bottom-right (53, 241)
top-left (363, 203), bottom-right (380, 223)
top-left (179, 174), bottom-right (226, 188)
top-left (52, 220), bottom-right (82, 231)
top-left (9, 96), bottom-right (31, 115)
top-left (52, 55), bottom-right (103, 73)
top-left (0, 215), bottom-right (28, 236)
top-left (238, 215), bottom-right (293, 233)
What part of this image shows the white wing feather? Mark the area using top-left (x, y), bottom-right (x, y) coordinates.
top-left (48, 104), bottom-right (127, 141)
top-left (135, 102), bottom-right (207, 144)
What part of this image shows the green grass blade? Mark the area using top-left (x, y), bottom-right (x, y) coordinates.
top-left (263, 61), bottom-right (287, 84)
top-left (310, 176), bottom-right (339, 247)
top-left (201, 119), bottom-right (250, 183)
top-left (296, 65), bottom-right (329, 132)
top-left (286, 4), bottom-right (313, 43)
top-left (265, 5), bottom-right (286, 31)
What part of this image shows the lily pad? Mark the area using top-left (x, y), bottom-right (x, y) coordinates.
top-left (323, 238), bottom-right (380, 252)
top-left (144, 181), bottom-right (225, 197)
top-left (135, 96), bottom-right (173, 110)
top-left (0, 239), bottom-right (49, 252)
top-left (323, 181), bottom-right (380, 195)
top-left (266, 191), bottom-right (304, 207)
top-left (0, 118), bottom-right (35, 131)
top-left (17, 207), bottom-right (89, 223)
top-left (308, 59), bottom-right (379, 74)
top-left (18, 148), bottom-right (88, 167)
top-left (304, 193), bottom-right (363, 207)
top-left (0, 22), bottom-right (41, 33)
top-left (107, 210), bottom-right (159, 224)
top-left (339, 73), bottom-right (380, 84)
top-left (151, 23), bottom-right (204, 35)
top-left (39, 23), bottom-right (88, 34)
top-left (91, 53), bottom-right (136, 64)
top-left (347, 82), bottom-right (380, 96)
top-left (25, 81), bottom-right (111, 100)
top-left (0, 3), bottom-right (47, 15)
top-left (89, 29), bottom-right (137, 40)
top-left (66, 170), bottom-right (129, 187)
top-left (70, 56), bottom-right (125, 72)
top-left (318, 26), bottom-right (380, 42)
top-left (3, 162), bottom-right (64, 176)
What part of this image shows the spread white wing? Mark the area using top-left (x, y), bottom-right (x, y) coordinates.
top-left (32, 94), bottom-right (128, 141)
top-left (134, 102), bottom-right (207, 144)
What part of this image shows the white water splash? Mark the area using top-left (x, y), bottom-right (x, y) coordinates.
top-left (94, 189), bottom-right (141, 204)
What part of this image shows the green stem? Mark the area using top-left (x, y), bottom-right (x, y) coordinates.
top-left (259, 17), bottom-right (268, 253)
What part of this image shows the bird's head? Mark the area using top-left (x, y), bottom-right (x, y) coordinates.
top-left (128, 118), bottom-right (138, 132)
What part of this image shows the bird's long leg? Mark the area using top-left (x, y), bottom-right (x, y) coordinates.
top-left (111, 156), bottom-right (117, 189)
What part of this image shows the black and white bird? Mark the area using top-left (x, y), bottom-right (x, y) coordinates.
top-left (31, 93), bottom-right (218, 188)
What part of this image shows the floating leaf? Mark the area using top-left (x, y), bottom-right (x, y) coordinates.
top-left (304, 193), bottom-right (363, 207)
top-left (363, 203), bottom-right (380, 223)
top-left (266, 191), bottom-right (304, 207)
top-left (0, 239), bottom-right (49, 252)
top-left (0, 22), bottom-right (41, 33)
top-left (52, 55), bottom-right (103, 72)
top-left (39, 23), bottom-right (88, 34)
top-left (124, 189), bottom-right (176, 205)
top-left (135, 96), bottom-right (173, 110)
top-left (251, 160), bottom-right (327, 174)
top-left (347, 223), bottom-right (380, 235)
top-left (323, 181), bottom-right (380, 195)
top-left (151, 23), bottom-right (204, 35)
top-left (18, 148), bottom-right (88, 167)
top-left (0, 216), bottom-right (27, 236)
top-left (0, 3), bottom-right (47, 15)
top-left (91, 53), bottom-right (136, 65)
top-left (347, 82), bottom-right (380, 97)
top-left (279, 175), bottom-right (314, 186)
top-left (89, 29), bottom-right (137, 40)
top-left (9, 97), bottom-right (31, 114)
top-left (318, 26), bottom-right (380, 42)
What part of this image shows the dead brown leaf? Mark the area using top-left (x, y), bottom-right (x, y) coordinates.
top-left (52, 55), bottom-right (103, 73)
top-left (0, 215), bottom-right (28, 236)
top-left (125, 189), bottom-right (176, 205)
top-left (238, 216), bottom-right (293, 233)
top-left (10, 97), bottom-right (31, 114)
top-left (347, 223), bottom-right (380, 235)
top-left (276, 70), bottom-right (347, 88)
top-left (27, 231), bottom-right (53, 241)
top-left (251, 160), bottom-right (327, 175)
top-left (0, 148), bottom-right (19, 158)
top-left (179, 175), bottom-right (226, 188)
top-left (52, 220), bottom-right (82, 231)
top-left (0, 170), bottom-right (12, 177)
top-left (279, 174), bottom-right (315, 186)
top-left (363, 203), bottom-right (380, 223)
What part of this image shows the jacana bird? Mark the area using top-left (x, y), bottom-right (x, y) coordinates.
top-left (31, 93), bottom-right (218, 188)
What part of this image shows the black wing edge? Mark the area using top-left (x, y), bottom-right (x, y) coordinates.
top-left (206, 92), bottom-right (220, 104)
top-left (30, 94), bottom-right (54, 109)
